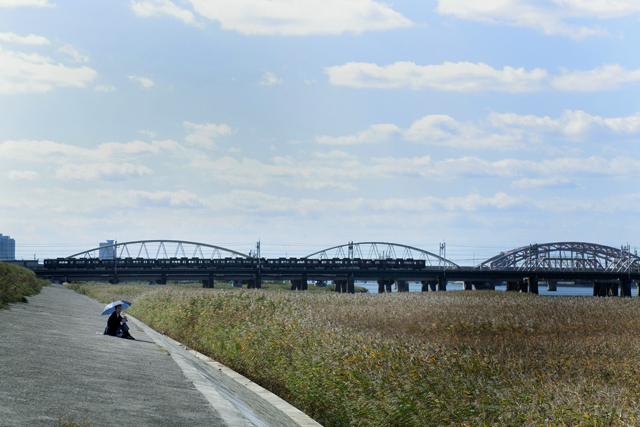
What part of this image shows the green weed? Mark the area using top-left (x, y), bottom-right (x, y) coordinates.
top-left (0, 261), bottom-right (48, 306)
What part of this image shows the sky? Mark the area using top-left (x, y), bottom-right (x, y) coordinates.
top-left (1, 0), bottom-right (640, 263)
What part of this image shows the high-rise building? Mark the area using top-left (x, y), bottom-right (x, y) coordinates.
top-left (0, 234), bottom-right (16, 260)
top-left (99, 240), bottom-right (115, 259)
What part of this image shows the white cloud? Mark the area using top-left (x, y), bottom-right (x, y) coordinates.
top-left (138, 130), bottom-right (157, 138)
top-left (327, 61), bottom-right (640, 93)
top-left (489, 110), bottom-right (640, 138)
top-left (325, 61), bottom-right (548, 92)
top-left (0, 0), bottom-right (54, 7)
top-left (130, 0), bottom-right (202, 27)
top-left (94, 84), bottom-right (116, 92)
top-left (403, 115), bottom-right (521, 150)
top-left (8, 170), bottom-right (39, 180)
top-left (0, 138), bottom-right (190, 185)
top-left (436, 0), bottom-right (640, 38)
top-left (187, 0), bottom-right (413, 35)
top-left (130, 190), bottom-right (201, 207)
top-left (190, 154), bottom-right (363, 190)
top-left (258, 71), bottom-right (282, 86)
top-left (319, 110), bottom-right (640, 152)
top-left (510, 177), bottom-right (572, 189)
top-left (183, 121), bottom-right (234, 147)
top-left (316, 115), bottom-right (521, 150)
top-left (57, 44), bottom-right (89, 63)
top-left (312, 150), bottom-right (355, 160)
top-left (0, 139), bottom-right (179, 164)
top-left (195, 191), bottom-right (523, 214)
top-left (0, 46), bottom-right (97, 95)
top-left (424, 156), bottom-right (640, 186)
top-left (316, 124), bottom-right (401, 145)
top-left (551, 64), bottom-right (640, 91)
top-left (128, 75), bottom-right (155, 88)
top-left (56, 163), bottom-right (152, 181)
top-left (0, 32), bottom-right (49, 45)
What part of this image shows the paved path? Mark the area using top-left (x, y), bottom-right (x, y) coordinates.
top-left (0, 285), bottom-right (321, 427)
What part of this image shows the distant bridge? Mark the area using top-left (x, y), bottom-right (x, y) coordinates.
top-left (477, 242), bottom-right (640, 273)
top-left (31, 240), bottom-right (640, 296)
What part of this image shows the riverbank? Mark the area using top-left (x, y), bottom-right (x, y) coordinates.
top-left (67, 282), bottom-right (640, 426)
top-left (0, 261), bottom-right (49, 306)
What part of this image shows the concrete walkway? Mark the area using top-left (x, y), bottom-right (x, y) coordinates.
top-left (0, 285), bottom-right (321, 427)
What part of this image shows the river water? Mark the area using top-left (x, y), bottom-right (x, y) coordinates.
top-left (356, 282), bottom-right (638, 296)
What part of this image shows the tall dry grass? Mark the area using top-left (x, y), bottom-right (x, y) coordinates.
top-left (71, 283), bottom-right (640, 426)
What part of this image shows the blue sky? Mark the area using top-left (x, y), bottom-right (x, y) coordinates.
top-left (1, 0), bottom-right (640, 263)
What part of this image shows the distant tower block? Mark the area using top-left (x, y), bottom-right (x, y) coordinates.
top-left (99, 240), bottom-right (115, 260)
top-left (0, 234), bottom-right (16, 260)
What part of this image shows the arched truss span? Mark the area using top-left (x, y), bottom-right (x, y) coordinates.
top-left (304, 242), bottom-right (460, 269)
top-left (67, 240), bottom-right (249, 260)
top-left (478, 242), bottom-right (640, 273)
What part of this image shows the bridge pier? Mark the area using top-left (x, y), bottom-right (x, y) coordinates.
top-left (547, 281), bottom-right (557, 291)
top-left (302, 274), bottom-right (308, 291)
top-left (473, 281), bottom-right (495, 290)
top-left (372, 279), bottom-right (391, 293)
top-left (395, 280), bottom-right (409, 292)
top-left (527, 277), bottom-right (539, 294)
top-left (463, 281), bottom-right (473, 291)
top-left (593, 281), bottom-right (620, 297)
top-left (347, 275), bottom-right (355, 294)
top-left (518, 280), bottom-right (528, 293)
top-left (385, 280), bottom-right (393, 293)
top-left (420, 280), bottom-right (436, 292)
top-left (506, 281), bottom-right (518, 292)
top-left (620, 278), bottom-right (632, 297)
top-left (437, 276), bottom-right (447, 291)
top-left (203, 273), bottom-right (214, 288)
top-left (334, 279), bottom-right (348, 293)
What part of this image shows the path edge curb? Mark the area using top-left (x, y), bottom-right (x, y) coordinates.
top-left (127, 314), bottom-right (323, 427)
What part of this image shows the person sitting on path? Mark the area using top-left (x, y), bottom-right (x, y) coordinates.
top-left (105, 304), bottom-right (135, 339)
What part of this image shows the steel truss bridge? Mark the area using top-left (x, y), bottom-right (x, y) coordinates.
top-left (33, 240), bottom-right (640, 296)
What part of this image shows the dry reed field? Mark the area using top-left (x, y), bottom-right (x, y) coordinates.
top-left (70, 283), bottom-right (640, 426)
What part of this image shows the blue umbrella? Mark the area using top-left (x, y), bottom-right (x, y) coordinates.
top-left (102, 300), bottom-right (132, 316)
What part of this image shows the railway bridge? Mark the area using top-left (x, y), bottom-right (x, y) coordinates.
top-left (33, 240), bottom-right (640, 296)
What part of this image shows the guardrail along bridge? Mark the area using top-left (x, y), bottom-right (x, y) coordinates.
top-left (35, 240), bottom-right (640, 296)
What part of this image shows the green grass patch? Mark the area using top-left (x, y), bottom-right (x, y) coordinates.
top-left (0, 261), bottom-right (49, 306)
top-left (67, 283), bottom-right (640, 426)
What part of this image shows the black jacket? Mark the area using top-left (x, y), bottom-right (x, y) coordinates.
top-left (105, 312), bottom-right (123, 336)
